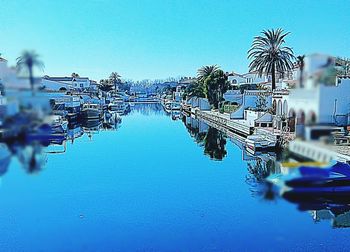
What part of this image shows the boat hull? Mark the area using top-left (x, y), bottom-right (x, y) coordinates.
top-left (81, 109), bottom-right (102, 120)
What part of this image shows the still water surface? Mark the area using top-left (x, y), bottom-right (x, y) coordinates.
top-left (0, 104), bottom-right (349, 251)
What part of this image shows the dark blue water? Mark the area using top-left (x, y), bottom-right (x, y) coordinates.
top-left (0, 104), bottom-right (349, 251)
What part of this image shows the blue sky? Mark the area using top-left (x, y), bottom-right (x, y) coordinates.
top-left (1, 0), bottom-right (349, 81)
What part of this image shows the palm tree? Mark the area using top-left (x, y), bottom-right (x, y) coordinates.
top-left (16, 50), bottom-right (44, 95)
top-left (248, 28), bottom-right (295, 90)
top-left (296, 55), bottom-right (305, 87)
top-left (109, 72), bottom-right (121, 91)
top-left (71, 72), bottom-right (80, 78)
top-left (197, 65), bottom-right (219, 82)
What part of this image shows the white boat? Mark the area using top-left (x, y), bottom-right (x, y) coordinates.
top-left (162, 100), bottom-right (180, 113)
top-left (81, 103), bottom-right (102, 120)
top-left (245, 134), bottom-right (276, 152)
top-left (108, 98), bottom-right (128, 114)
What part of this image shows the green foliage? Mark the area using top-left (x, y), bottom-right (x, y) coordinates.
top-left (203, 69), bottom-right (229, 109)
top-left (318, 66), bottom-right (337, 86)
top-left (183, 81), bottom-right (206, 99)
top-left (255, 93), bottom-right (268, 111)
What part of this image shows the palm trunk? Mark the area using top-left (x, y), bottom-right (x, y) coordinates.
top-left (299, 67), bottom-right (304, 88)
top-left (271, 63), bottom-right (276, 90)
top-left (29, 67), bottom-right (34, 96)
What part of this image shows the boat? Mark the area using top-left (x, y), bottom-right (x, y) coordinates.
top-left (51, 95), bottom-right (81, 122)
top-left (81, 103), bottom-right (102, 120)
top-left (171, 102), bottom-right (181, 110)
top-left (108, 98), bottom-right (129, 114)
top-left (245, 134), bottom-right (276, 152)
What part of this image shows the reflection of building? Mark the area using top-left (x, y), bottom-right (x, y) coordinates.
top-left (311, 209), bottom-right (350, 228)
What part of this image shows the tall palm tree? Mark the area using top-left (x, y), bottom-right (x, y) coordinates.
top-left (16, 50), bottom-right (44, 95)
top-left (109, 72), bottom-right (121, 91)
top-left (248, 28), bottom-right (295, 90)
top-left (197, 65), bottom-right (219, 82)
top-left (296, 55), bottom-right (305, 87)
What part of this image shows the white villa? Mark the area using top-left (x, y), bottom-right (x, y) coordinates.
top-left (41, 76), bottom-right (91, 91)
top-left (280, 54), bottom-right (350, 138)
top-left (227, 71), bottom-right (268, 86)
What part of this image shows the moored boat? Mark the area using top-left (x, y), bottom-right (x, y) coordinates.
top-left (245, 134), bottom-right (276, 152)
top-left (81, 103), bottom-right (102, 120)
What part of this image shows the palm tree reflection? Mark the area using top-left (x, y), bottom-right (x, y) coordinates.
top-left (246, 158), bottom-right (279, 201)
top-left (15, 142), bottom-right (47, 173)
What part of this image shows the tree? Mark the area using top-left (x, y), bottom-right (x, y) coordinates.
top-left (255, 93), bottom-right (268, 111)
top-left (99, 79), bottom-right (114, 92)
top-left (16, 50), bottom-right (44, 95)
top-left (296, 55), bottom-right (305, 87)
top-left (203, 69), bottom-right (229, 109)
top-left (71, 72), bottom-right (80, 78)
top-left (183, 81), bottom-right (206, 99)
top-left (197, 65), bottom-right (219, 82)
top-left (248, 28), bottom-right (295, 90)
top-left (109, 72), bottom-right (121, 91)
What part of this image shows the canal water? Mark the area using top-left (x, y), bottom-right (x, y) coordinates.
top-left (0, 103), bottom-right (349, 251)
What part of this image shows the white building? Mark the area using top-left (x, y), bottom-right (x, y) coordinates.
top-left (284, 54), bottom-right (350, 138)
top-left (227, 71), bottom-right (269, 86)
top-left (230, 90), bottom-right (272, 119)
top-left (42, 77), bottom-right (91, 91)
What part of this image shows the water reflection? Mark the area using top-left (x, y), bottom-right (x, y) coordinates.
top-left (182, 115), bottom-right (227, 160)
top-left (246, 156), bottom-right (280, 201)
top-left (131, 103), bottom-right (163, 115)
top-left (0, 109), bottom-right (122, 176)
top-left (177, 110), bottom-right (350, 229)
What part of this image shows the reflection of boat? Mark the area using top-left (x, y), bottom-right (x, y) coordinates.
top-left (171, 102), bottom-right (181, 110)
top-left (108, 98), bottom-right (126, 113)
top-left (67, 125), bottom-right (84, 141)
top-left (81, 103), bottom-right (102, 120)
top-left (171, 111), bottom-right (181, 120)
top-left (163, 100), bottom-right (180, 113)
top-left (0, 143), bottom-right (11, 176)
top-left (26, 124), bottom-right (66, 145)
top-left (268, 162), bottom-right (350, 196)
top-left (44, 115), bottom-right (68, 134)
top-left (245, 134), bottom-right (276, 152)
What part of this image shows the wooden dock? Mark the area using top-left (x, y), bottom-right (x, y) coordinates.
top-left (195, 110), bottom-right (253, 137)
